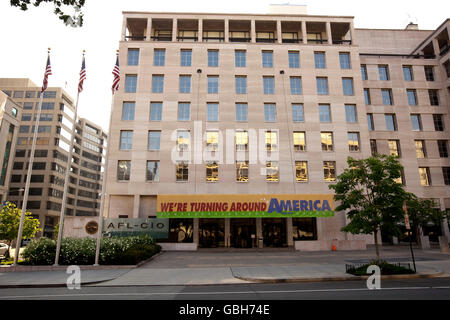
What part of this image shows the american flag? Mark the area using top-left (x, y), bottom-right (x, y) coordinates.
top-left (41, 54), bottom-right (52, 92)
top-left (78, 55), bottom-right (86, 93)
top-left (112, 54), bottom-right (120, 94)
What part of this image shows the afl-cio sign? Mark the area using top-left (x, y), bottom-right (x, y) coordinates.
top-left (102, 218), bottom-right (169, 239)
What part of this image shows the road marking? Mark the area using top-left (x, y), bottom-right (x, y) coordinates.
top-left (1, 286), bottom-right (450, 299)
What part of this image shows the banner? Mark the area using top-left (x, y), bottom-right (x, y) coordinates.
top-left (157, 194), bottom-right (334, 218)
top-left (102, 218), bottom-right (169, 238)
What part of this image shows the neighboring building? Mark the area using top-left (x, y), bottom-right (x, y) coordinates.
top-left (0, 78), bottom-right (107, 238)
top-left (0, 91), bottom-right (22, 202)
top-left (105, 9), bottom-right (450, 249)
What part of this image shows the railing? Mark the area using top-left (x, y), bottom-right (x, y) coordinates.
top-left (151, 36), bottom-right (172, 41)
top-left (177, 36), bottom-right (198, 42)
top-left (307, 39), bottom-right (327, 44)
top-left (125, 36), bottom-right (146, 41)
top-left (229, 37), bottom-right (251, 43)
top-left (440, 44), bottom-right (450, 56)
top-left (282, 39), bottom-right (301, 43)
top-left (256, 38), bottom-right (277, 43)
top-left (360, 53), bottom-right (436, 59)
top-left (333, 40), bottom-right (352, 45)
top-left (203, 37), bottom-right (225, 42)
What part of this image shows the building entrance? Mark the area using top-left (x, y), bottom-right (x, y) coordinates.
top-left (263, 218), bottom-right (287, 247)
top-left (231, 219), bottom-right (256, 248)
top-left (199, 219), bottom-right (225, 248)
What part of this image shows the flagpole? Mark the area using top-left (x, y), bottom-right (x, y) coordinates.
top-left (13, 49), bottom-right (51, 266)
top-left (94, 50), bottom-right (119, 266)
top-left (54, 51), bottom-right (85, 266)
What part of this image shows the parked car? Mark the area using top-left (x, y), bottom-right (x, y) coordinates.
top-left (0, 243), bottom-right (9, 258)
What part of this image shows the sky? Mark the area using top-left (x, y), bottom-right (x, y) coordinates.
top-left (0, 0), bottom-right (448, 132)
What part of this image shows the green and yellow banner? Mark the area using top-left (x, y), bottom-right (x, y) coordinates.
top-left (157, 194), bottom-right (334, 218)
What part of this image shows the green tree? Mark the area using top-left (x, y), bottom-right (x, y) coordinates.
top-left (0, 202), bottom-right (41, 259)
top-left (10, 0), bottom-right (85, 27)
top-left (329, 155), bottom-right (408, 261)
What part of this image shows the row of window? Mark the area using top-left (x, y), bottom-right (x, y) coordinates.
top-left (367, 113), bottom-right (445, 132)
top-left (361, 64), bottom-right (436, 82)
top-left (369, 139), bottom-right (449, 159)
top-left (363, 88), bottom-right (441, 106)
top-left (128, 48), bottom-right (351, 70)
top-left (10, 173), bottom-right (101, 191)
top-left (2, 90), bottom-right (57, 99)
top-left (117, 159), bottom-right (450, 186)
top-left (120, 130), bottom-right (362, 153)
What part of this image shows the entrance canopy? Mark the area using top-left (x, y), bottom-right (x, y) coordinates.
top-left (157, 194), bottom-right (334, 218)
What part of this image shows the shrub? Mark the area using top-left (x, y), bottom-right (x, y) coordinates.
top-left (346, 260), bottom-right (415, 276)
top-left (22, 237), bottom-right (56, 265)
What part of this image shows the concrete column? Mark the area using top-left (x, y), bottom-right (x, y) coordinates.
top-left (256, 218), bottom-right (263, 248)
top-left (432, 38), bottom-right (440, 57)
top-left (277, 20), bottom-right (282, 44)
top-left (225, 218), bottom-right (230, 247)
top-left (193, 218), bottom-right (199, 245)
top-left (146, 18), bottom-right (152, 41)
top-left (326, 21), bottom-right (332, 44)
top-left (198, 19), bottom-right (203, 42)
top-left (172, 19), bottom-right (178, 42)
top-left (132, 195), bottom-right (140, 218)
top-left (251, 20), bottom-right (256, 43)
top-left (224, 19), bottom-right (229, 43)
top-left (287, 218), bottom-right (293, 247)
top-left (121, 16), bottom-right (127, 41)
top-left (350, 21), bottom-right (357, 45)
top-left (302, 21), bottom-right (307, 44)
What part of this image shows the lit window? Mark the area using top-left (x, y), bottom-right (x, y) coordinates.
top-left (176, 162), bottom-right (189, 182)
top-left (177, 130), bottom-right (190, 151)
top-left (293, 132), bottom-right (306, 151)
top-left (206, 162), bottom-right (219, 182)
top-left (348, 132), bottom-right (360, 152)
top-left (419, 167), bottom-right (431, 186)
top-left (323, 161), bottom-right (336, 182)
top-left (265, 131), bottom-right (278, 151)
top-left (236, 161), bottom-right (249, 182)
top-left (388, 140), bottom-right (400, 157)
top-left (321, 132), bottom-right (333, 152)
top-left (266, 162), bottom-right (279, 182)
top-left (295, 161), bottom-right (308, 182)
top-left (415, 140), bottom-right (426, 158)
top-left (235, 131), bottom-right (248, 151)
top-left (206, 131), bottom-right (219, 151)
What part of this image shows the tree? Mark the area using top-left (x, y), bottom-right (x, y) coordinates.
top-left (329, 155), bottom-right (408, 261)
top-left (0, 202), bottom-right (41, 259)
top-left (10, 0), bottom-right (85, 27)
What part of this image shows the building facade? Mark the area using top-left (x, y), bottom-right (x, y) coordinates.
top-left (105, 10), bottom-right (450, 249)
top-left (0, 78), bottom-right (107, 238)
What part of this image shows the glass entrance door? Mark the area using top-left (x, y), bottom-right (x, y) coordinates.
top-left (199, 219), bottom-right (225, 248)
top-left (263, 218), bottom-right (287, 247)
top-left (231, 219), bottom-right (256, 248)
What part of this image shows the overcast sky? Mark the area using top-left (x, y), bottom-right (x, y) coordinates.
top-left (0, 0), bottom-right (448, 131)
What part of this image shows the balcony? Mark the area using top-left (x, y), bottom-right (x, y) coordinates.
top-left (151, 18), bottom-right (173, 41)
top-left (124, 18), bottom-right (147, 41)
top-left (203, 20), bottom-right (225, 42)
top-left (229, 20), bottom-right (251, 43)
top-left (177, 19), bottom-right (198, 42)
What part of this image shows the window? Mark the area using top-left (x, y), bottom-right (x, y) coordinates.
top-left (152, 75), bottom-right (164, 93)
top-left (339, 53), bottom-right (351, 69)
top-left (321, 132), bottom-right (333, 151)
top-left (119, 131), bottom-right (133, 150)
top-left (342, 78), bottom-right (354, 95)
top-left (262, 51), bottom-right (273, 68)
top-left (206, 162), bottom-right (219, 182)
top-left (433, 114), bottom-right (444, 131)
top-left (117, 161), bottom-right (131, 181)
top-left (19, 125), bottom-right (29, 133)
top-left (403, 66), bottom-right (413, 81)
top-left (235, 76), bottom-right (247, 94)
top-left (232, 50), bottom-right (247, 67)
top-left (23, 102), bottom-right (33, 110)
top-left (323, 161), bottom-right (336, 182)
top-left (382, 89), bottom-right (393, 105)
top-left (295, 161), bottom-right (308, 182)
top-left (128, 49), bottom-right (139, 66)
top-left (206, 131), bottom-right (219, 151)
top-left (180, 49), bottom-right (192, 66)
top-left (176, 162), bottom-right (189, 182)
top-left (13, 91), bottom-right (23, 98)
top-left (150, 102), bottom-right (163, 121)
top-left (419, 167), bottom-right (431, 186)
top-left (207, 103), bottom-right (219, 122)
top-left (153, 49), bottom-right (165, 66)
top-left (443, 167), bottom-right (450, 185)
top-left (125, 75), bottom-right (137, 93)
top-left (378, 65), bottom-right (389, 80)
top-left (293, 132), bottom-right (306, 151)
top-left (42, 102), bottom-right (54, 110)
top-left (370, 140), bottom-right (378, 156)
top-left (265, 131), bottom-right (278, 151)
top-left (385, 114), bottom-right (397, 131)
top-left (345, 105), bottom-right (357, 123)
top-left (177, 103), bottom-right (190, 121)
top-left (148, 131), bottom-right (161, 150)
top-left (145, 161), bottom-right (159, 182)
top-left (316, 77), bottom-right (328, 95)
top-left (411, 114), bottom-right (422, 131)
top-left (25, 91), bottom-right (35, 98)
top-left (364, 88), bottom-right (371, 105)
top-left (179, 75), bottom-right (191, 93)
top-left (288, 51), bottom-right (300, 68)
top-left (424, 66), bottom-right (434, 81)
top-left (177, 130), bottom-right (190, 151)
top-left (266, 161), bottom-right (279, 182)
top-left (207, 76), bottom-right (219, 94)
top-left (407, 90), bottom-right (417, 106)
top-left (236, 103), bottom-right (248, 122)
top-left (235, 131), bottom-right (248, 151)
top-left (290, 77), bottom-right (302, 95)
top-left (428, 90), bottom-right (439, 106)
top-left (264, 104), bottom-right (276, 122)
top-left (367, 114), bottom-right (374, 131)
top-left (208, 50), bottom-right (219, 67)
top-left (122, 102), bottom-right (135, 120)
top-left (361, 65), bottom-right (368, 80)
top-left (263, 77), bottom-right (275, 94)
top-left (415, 140), bottom-right (426, 158)
top-left (348, 132), bottom-right (360, 152)
top-left (388, 140), bottom-right (401, 157)
top-left (314, 52), bottom-right (326, 69)
top-left (292, 104), bottom-right (304, 122)
top-left (319, 104), bottom-right (331, 123)
top-left (236, 161), bottom-right (249, 182)
top-left (438, 140), bottom-right (449, 158)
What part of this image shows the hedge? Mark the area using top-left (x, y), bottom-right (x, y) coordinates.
top-left (22, 235), bottom-right (161, 265)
